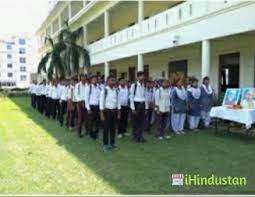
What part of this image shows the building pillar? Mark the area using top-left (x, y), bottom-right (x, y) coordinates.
top-left (201, 40), bottom-right (211, 79)
top-left (104, 11), bottom-right (110, 37)
top-left (138, 0), bottom-right (144, 24)
top-left (137, 53), bottom-right (144, 72)
top-left (104, 62), bottom-right (110, 81)
top-left (68, 3), bottom-right (72, 20)
top-left (83, 25), bottom-right (88, 46)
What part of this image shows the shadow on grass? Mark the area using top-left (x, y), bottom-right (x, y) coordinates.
top-left (10, 96), bottom-right (255, 194)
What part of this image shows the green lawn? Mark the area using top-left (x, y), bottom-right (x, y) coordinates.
top-left (0, 96), bottom-right (255, 194)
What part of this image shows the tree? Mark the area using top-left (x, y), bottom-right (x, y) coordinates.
top-left (37, 37), bottom-right (66, 80)
top-left (60, 22), bottom-right (91, 78)
top-left (37, 21), bottom-right (91, 79)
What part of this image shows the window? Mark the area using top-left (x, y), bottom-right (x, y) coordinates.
top-left (19, 38), bottom-right (26, 45)
top-left (7, 64), bottom-right (12, 68)
top-left (8, 73), bottom-right (13, 78)
top-left (20, 66), bottom-right (26, 72)
top-left (20, 75), bottom-right (27, 81)
top-left (7, 54), bottom-right (12, 59)
top-left (19, 57), bottom-right (26, 63)
top-left (19, 48), bottom-right (26, 54)
top-left (6, 43), bottom-right (12, 50)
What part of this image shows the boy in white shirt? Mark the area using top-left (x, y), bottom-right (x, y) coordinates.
top-left (100, 75), bottom-right (119, 152)
top-left (74, 76), bottom-right (87, 137)
top-left (59, 80), bottom-right (68, 126)
top-left (155, 79), bottom-right (171, 140)
top-left (85, 75), bottom-right (101, 139)
top-left (67, 79), bottom-right (75, 129)
top-left (117, 78), bottom-right (129, 138)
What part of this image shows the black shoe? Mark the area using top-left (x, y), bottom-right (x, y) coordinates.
top-left (111, 144), bottom-right (117, 150)
top-left (140, 137), bottom-right (146, 143)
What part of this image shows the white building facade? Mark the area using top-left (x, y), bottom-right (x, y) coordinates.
top-left (0, 36), bottom-right (33, 89)
top-left (36, 0), bottom-right (255, 94)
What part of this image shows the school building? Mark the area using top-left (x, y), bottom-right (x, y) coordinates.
top-left (36, 0), bottom-right (255, 94)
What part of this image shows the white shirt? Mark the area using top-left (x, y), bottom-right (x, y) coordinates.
top-left (100, 86), bottom-right (118, 110)
top-left (40, 84), bottom-right (47, 95)
top-left (74, 82), bottom-right (86, 102)
top-left (85, 84), bottom-right (101, 110)
top-left (45, 84), bottom-right (51, 97)
top-left (35, 85), bottom-right (41, 96)
top-left (56, 84), bottom-right (62, 99)
top-left (29, 84), bottom-right (37, 94)
top-left (129, 81), bottom-right (148, 110)
top-left (118, 85), bottom-right (129, 107)
top-left (60, 86), bottom-right (68, 101)
top-left (155, 87), bottom-right (171, 113)
top-left (51, 85), bottom-right (58, 99)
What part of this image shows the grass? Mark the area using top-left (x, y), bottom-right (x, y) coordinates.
top-left (0, 96), bottom-right (255, 194)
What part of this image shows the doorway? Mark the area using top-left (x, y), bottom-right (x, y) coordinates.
top-left (168, 60), bottom-right (188, 79)
top-left (219, 53), bottom-right (240, 92)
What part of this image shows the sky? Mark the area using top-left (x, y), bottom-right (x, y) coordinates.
top-left (0, 0), bottom-right (49, 37)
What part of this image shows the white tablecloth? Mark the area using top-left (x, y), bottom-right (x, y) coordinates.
top-left (210, 106), bottom-right (255, 129)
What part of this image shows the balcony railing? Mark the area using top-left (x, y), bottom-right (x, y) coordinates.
top-left (88, 0), bottom-right (242, 54)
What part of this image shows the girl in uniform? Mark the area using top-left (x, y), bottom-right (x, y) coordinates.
top-left (171, 74), bottom-right (187, 135)
top-left (187, 77), bottom-right (201, 131)
top-left (200, 76), bottom-right (214, 127)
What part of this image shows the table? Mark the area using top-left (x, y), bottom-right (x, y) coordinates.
top-left (210, 106), bottom-right (255, 138)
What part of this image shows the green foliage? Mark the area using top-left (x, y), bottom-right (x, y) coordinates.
top-left (37, 21), bottom-right (91, 80)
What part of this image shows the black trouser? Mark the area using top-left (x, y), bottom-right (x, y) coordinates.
top-left (118, 106), bottom-right (129, 134)
top-left (157, 112), bottom-right (168, 137)
top-left (51, 99), bottom-right (59, 119)
top-left (132, 102), bottom-right (146, 141)
top-left (36, 95), bottom-right (40, 111)
top-left (88, 105), bottom-right (100, 139)
top-left (45, 97), bottom-right (51, 118)
top-left (40, 95), bottom-right (46, 114)
top-left (59, 100), bottom-right (67, 126)
top-left (146, 108), bottom-right (154, 132)
top-left (103, 109), bottom-right (117, 146)
top-left (31, 94), bottom-right (36, 108)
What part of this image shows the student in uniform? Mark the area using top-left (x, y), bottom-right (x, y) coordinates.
top-left (187, 77), bottom-right (202, 131)
top-left (117, 78), bottom-right (129, 138)
top-left (67, 79), bottom-right (75, 130)
top-left (50, 80), bottom-right (59, 120)
top-left (129, 71), bottom-right (148, 143)
top-left (155, 79), bottom-right (171, 140)
top-left (35, 82), bottom-right (42, 112)
top-left (59, 80), bottom-right (68, 127)
top-left (74, 76), bottom-right (86, 138)
top-left (171, 74), bottom-right (187, 135)
top-left (39, 79), bottom-right (47, 115)
top-left (200, 76), bottom-right (214, 128)
top-left (100, 75), bottom-right (119, 152)
top-left (145, 80), bottom-right (155, 133)
top-left (45, 81), bottom-right (52, 118)
top-left (85, 75), bottom-right (101, 140)
top-left (56, 80), bottom-right (62, 121)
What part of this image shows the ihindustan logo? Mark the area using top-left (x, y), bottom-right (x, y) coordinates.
top-left (172, 174), bottom-right (247, 186)
top-left (185, 174), bottom-right (247, 186)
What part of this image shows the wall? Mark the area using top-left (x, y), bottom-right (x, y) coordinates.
top-left (90, 33), bottom-right (255, 95)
